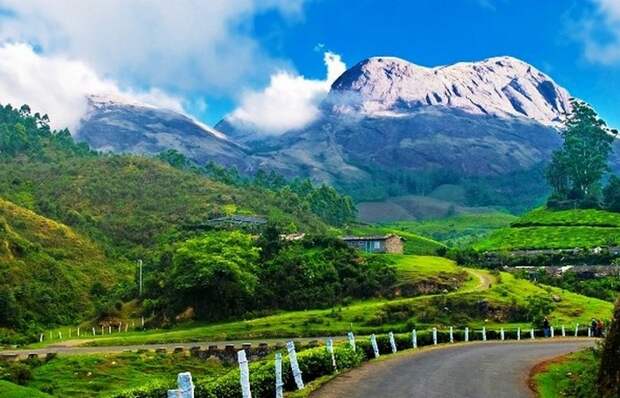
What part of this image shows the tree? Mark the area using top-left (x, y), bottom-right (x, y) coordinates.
top-left (603, 175), bottom-right (620, 212)
top-left (164, 231), bottom-right (260, 320)
top-left (598, 297), bottom-right (620, 397)
top-left (525, 295), bottom-right (555, 327)
top-left (547, 100), bottom-right (616, 203)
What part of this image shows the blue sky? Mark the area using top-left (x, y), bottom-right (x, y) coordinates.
top-left (0, 0), bottom-right (618, 130)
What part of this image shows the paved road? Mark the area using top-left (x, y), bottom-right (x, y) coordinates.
top-left (312, 339), bottom-right (595, 398)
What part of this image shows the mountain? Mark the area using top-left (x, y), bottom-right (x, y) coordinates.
top-left (217, 56), bottom-right (573, 213)
top-left (76, 95), bottom-right (251, 170)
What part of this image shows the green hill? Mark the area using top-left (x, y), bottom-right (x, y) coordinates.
top-left (0, 197), bottom-right (130, 338)
top-left (474, 208), bottom-right (620, 251)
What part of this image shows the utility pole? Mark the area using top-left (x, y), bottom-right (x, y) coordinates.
top-left (138, 259), bottom-right (143, 297)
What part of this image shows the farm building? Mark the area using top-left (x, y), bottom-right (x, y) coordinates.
top-left (341, 234), bottom-right (404, 254)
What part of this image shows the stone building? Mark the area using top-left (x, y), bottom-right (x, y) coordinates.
top-left (341, 234), bottom-right (404, 254)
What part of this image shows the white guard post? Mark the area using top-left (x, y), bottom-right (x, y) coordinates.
top-left (449, 327), bottom-right (454, 343)
top-left (550, 326), bottom-right (554, 338)
top-left (561, 325), bottom-right (566, 337)
top-left (92, 327), bottom-right (96, 336)
top-left (432, 328), bottom-right (438, 345)
top-left (326, 338), bottom-right (337, 370)
top-left (39, 334), bottom-right (43, 342)
top-left (482, 327), bottom-right (487, 341)
top-left (389, 332), bottom-right (397, 353)
top-left (500, 328), bottom-right (505, 341)
top-left (370, 334), bottom-right (380, 358)
top-left (575, 324), bottom-right (579, 337)
top-left (412, 330), bottom-right (417, 349)
top-left (275, 353), bottom-right (284, 398)
top-left (238, 350), bottom-right (251, 398)
top-left (347, 332), bottom-right (356, 352)
top-left (465, 327), bottom-right (469, 342)
top-left (517, 327), bottom-right (521, 341)
top-left (530, 328), bottom-right (535, 340)
top-left (287, 341), bottom-right (304, 390)
top-left (167, 372), bottom-right (195, 398)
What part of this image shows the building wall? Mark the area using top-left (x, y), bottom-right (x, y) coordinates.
top-left (344, 239), bottom-right (386, 253)
top-left (384, 236), bottom-right (404, 254)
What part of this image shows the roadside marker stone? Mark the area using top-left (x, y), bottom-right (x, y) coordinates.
top-left (287, 341), bottom-right (304, 390)
top-left (167, 372), bottom-right (194, 398)
top-left (530, 328), bottom-right (535, 340)
top-left (389, 332), bottom-right (397, 353)
top-left (500, 328), bottom-right (505, 341)
top-left (588, 327), bottom-right (592, 337)
top-left (238, 350), bottom-right (252, 398)
top-left (550, 326), bottom-right (554, 338)
top-left (517, 327), bottom-right (521, 341)
top-left (465, 327), bottom-right (469, 342)
top-left (432, 328), bottom-right (438, 345)
top-left (575, 324), bottom-right (579, 337)
top-left (370, 334), bottom-right (380, 358)
top-left (347, 332), bottom-right (356, 352)
top-left (275, 353), bottom-right (284, 398)
top-left (561, 325), bottom-right (566, 337)
top-left (482, 327), bottom-right (487, 341)
top-left (449, 326), bottom-right (454, 343)
top-left (412, 329), bottom-right (417, 349)
top-left (326, 338), bottom-right (337, 370)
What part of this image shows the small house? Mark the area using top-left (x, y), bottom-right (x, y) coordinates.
top-left (340, 234), bottom-right (404, 254)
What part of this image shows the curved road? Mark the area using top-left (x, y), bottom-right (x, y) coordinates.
top-left (312, 340), bottom-right (594, 398)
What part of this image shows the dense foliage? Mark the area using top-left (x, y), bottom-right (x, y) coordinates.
top-left (598, 297), bottom-right (620, 397)
top-left (547, 100), bottom-right (617, 208)
top-left (145, 229), bottom-right (397, 323)
top-left (518, 269), bottom-right (620, 302)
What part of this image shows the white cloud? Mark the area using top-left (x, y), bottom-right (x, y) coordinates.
top-left (0, 0), bottom-right (306, 95)
top-left (228, 51), bottom-right (347, 134)
top-left (577, 0), bottom-right (620, 65)
top-left (0, 42), bottom-right (183, 130)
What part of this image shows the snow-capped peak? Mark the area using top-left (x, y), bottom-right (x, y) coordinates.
top-left (326, 55), bottom-right (572, 126)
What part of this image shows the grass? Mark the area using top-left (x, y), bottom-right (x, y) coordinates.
top-left (30, 256), bottom-right (610, 348)
top-left (0, 380), bottom-right (52, 398)
top-left (24, 351), bottom-right (231, 397)
top-left (474, 208), bottom-right (620, 251)
top-left (383, 212), bottom-right (517, 247)
top-left (533, 349), bottom-right (599, 398)
top-left (341, 225), bottom-right (446, 255)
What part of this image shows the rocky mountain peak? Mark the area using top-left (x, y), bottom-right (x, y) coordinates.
top-left (326, 55), bottom-right (572, 126)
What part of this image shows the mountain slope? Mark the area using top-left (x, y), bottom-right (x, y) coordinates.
top-left (0, 197), bottom-right (129, 333)
top-left (77, 95), bottom-right (251, 170)
top-left (218, 55), bottom-right (577, 212)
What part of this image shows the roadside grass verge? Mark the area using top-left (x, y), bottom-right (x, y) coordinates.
top-left (0, 380), bottom-right (52, 398)
top-left (533, 349), bottom-right (599, 398)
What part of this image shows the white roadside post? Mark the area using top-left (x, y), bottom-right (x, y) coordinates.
top-left (500, 328), bottom-right (505, 341)
top-left (389, 332), bottom-right (397, 353)
top-left (167, 372), bottom-right (194, 398)
top-left (238, 350), bottom-right (251, 398)
top-left (347, 332), bottom-right (356, 352)
top-left (326, 338), bottom-right (337, 370)
top-left (92, 327), bottom-right (96, 336)
top-left (465, 327), bottom-right (469, 342)
top-left (482, 327), bottom-right (487, 342)
top-left (370, 334), bottom-right (380, 358)
top-left (530, 328), bottom-right (535, 340)
top-left (562, 325), bottom-right (566, 337)
top-left (432, 328), bottom-right (438, 345)
top-left (39, 334), bottom-right (43, 343)
top-left (588, 327), bottom-right (592, 337)
top-left (412, 330), bottom-right (418, 349)
top-left (287, 341), bottom-right (304, 390)
top-left (550, 326), bottom-right (555, 338)
top-left (517, 327), bottom-right (521, 341)
top-left (109, 326), bottom-right (112, 334)
top-left (575, 324), bottom-right (579, 337)
top-left (77, 327), bottom-right (80, 337)
top-left (275, 353), bottom-right (284, 398)
top-left (449, 327), bottom-right (454, 343)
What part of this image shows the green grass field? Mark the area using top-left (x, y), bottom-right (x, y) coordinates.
top-left (20, 351), bottom-right (231, 397)
top-left (29, 256), bottom-right (610, 348)
top-left (474, 208), bottom-right (620, 251)
top-left (533, 349), bottom-right (598, 398)
top-left (383, 212), bottom-right (517, 247)
top-left (0, 381), bottom-right (52, 398)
